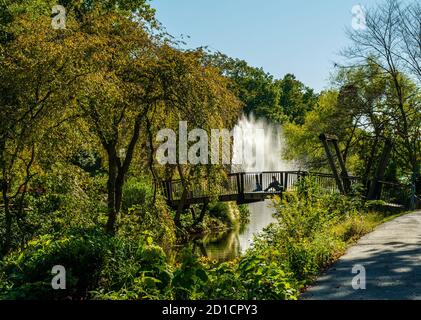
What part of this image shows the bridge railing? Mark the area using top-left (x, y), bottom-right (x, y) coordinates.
top-left (162, 174), bottom-right (240, 202)
top-left (376, 180), bottom-right (411, 206)
top-left (241, 171), bottom-right (304, 192)
top-left (163, 171), bottom-right (362, 202)
top-left (308, 172), bottom-right (362, 193)
top-left (162, 171), bottom-right (410, 208)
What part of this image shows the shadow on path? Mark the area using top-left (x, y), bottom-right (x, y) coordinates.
top-left (303, 211), bottom-right (421, 300)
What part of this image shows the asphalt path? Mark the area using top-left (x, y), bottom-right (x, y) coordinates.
top-left (303, 211), bottom-right (421, 300)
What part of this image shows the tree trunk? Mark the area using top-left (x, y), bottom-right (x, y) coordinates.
top-left (175, 165), bottom-right (189, 227)
top-left (114, 174), bottom-right (124, 221)
top-left (363, 135), bottom-right (380, 191)
top-left (368, 139), bottom-right (393, 200)
top-left (104, 119), bottom-right (143, 234)
top-left (0, 138), bottom-right (12, 254)
top-left (192, 202), bottom-right (208, 228)
top-left (410, 162), bottom-right (419, 210)
top-left (2, 179), bottom-right (12, 255)
top-left (105, 147), bottom-right (118, 234)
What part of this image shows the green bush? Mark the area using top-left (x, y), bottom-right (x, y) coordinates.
top-left (236, 253), bottom-right (298, 299)
top-left (122, 177), bottom-right (154, 212)
top-left (207, 202), bottom-right (232, 225)
top-left (93, 238), bottom-right (174, 300)
top-left (0, 228), bottom-right (111, 299)
top-left (94, 248), bottom-right (210, 300)
top-left (172, 250), bottom-right (209, 300)
top-left (119, 177), bottom-right (176, 247)
top-left (201, 253), bottom-right (298, 300)
top-left (0, 164), bottom-right (106, 255)
top-left (250, 176), bottom-right (364, 285)
top-left (0, 228), bottom-right (175, 300)
top-left (238, 204), bottom-right (251, 225)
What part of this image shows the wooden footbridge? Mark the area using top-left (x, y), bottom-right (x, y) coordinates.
top-left (162, 171), bottom-right (361, 209)
top-left (162, 170), bottom-right (412, 210)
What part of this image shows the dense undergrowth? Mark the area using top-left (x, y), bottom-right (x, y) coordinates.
top-left (0, 177), bottom-right (403, 300)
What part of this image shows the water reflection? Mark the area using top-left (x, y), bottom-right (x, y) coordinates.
top-left (191, 200), bottom-right (277, 261)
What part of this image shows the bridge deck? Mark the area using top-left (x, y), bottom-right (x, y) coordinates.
top-left (168, 191), bottom-right (283, 208)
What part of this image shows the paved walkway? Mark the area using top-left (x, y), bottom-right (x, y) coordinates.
top-left (303, 211), bottom-right (421, 300)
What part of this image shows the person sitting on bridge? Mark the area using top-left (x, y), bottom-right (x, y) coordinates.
top-left (264, 176), bottom-right (283, 192)
top-left (253, 181), bottom-right (262, 192)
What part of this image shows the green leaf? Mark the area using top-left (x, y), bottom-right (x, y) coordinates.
top-left (196, 268), bottom-right (208, 282)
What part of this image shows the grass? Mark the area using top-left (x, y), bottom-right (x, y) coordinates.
top-left (333, 210), bottom-right (408, 244)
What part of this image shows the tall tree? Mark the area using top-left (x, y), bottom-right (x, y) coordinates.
top-left (398, 2), bottom-right (421, 83)
top-left (206, 52), bottom-right (282, 122)
top-left (0, 14), bottom-right (85, 253)
top-left (344, 0), bottom-right (420, 193)
top-left (74, 18), bottom-right (241, 233)
top-left (206, 53), bottom-right (318, 124)
top-left (277, 74), bottom-right (318, 125)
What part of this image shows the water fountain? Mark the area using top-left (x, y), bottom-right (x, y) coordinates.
top-left (230, 114), bottom-right (297, 253)
top-left (232, 113), bottom-right (295, 173)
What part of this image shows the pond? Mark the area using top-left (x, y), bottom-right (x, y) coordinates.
top-left (190, 200), bottom-right (277, 261)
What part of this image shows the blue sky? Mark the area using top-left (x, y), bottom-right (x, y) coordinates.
top-left (151, 0), bottom-right (380, 92)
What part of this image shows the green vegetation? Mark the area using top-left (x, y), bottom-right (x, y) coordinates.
top-left (0, 177), bottom-right (402, 300)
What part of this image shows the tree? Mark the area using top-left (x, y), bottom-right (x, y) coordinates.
top-left (206, 52), bottom-right (282, 122)
top-left (73, 17), bottom-right (241, 232)
top-left (206, 53), bottom-right (318, 124)
top-left (334, 62), bottom-right (393, 178)
top-left (398, 2), bottom-right (421, 83)
top-left (0, 14), bottom-right (85, 253)
top-left (277, 74), bottom-right (318, 125)
top-left (66, 9), bottom-right (162, 234)
top-left (284, 58), bottom-right (420, 186)
top-left (0, 0), bottom-right (160, 244)
top-left (344, 0), bottom-right (420, 196)
top-left (149, 48), bottom-right (241, 226)
top-left (283, 90), bottom-right (349, 170)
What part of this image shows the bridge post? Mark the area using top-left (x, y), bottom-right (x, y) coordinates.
top-left (319, 133), bottom-right (346, 194)
top-left (236, 173), bottom-right (241, 194)
top-left (237, 173), bottom-right (245, 203)
top-left (162, 181), bottom-right (172, 202)
top-left (167, 181), bottom-right (173, 202)
top-left (284, 172), bottom-right (288, 191)
top-left (368, 139), bottom-right (393, 200)
top-left (279, 172), bottom-right (284, 190)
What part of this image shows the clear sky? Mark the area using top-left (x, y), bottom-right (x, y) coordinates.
top-left (151, 0), bottom-right (380, 92)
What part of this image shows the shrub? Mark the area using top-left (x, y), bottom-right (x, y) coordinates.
top-left (251, 177), bottom-right (366, 285)
top-left (238, 204), bottom-right (251, 225)
top-left (119, 177), bottom-right (176, 247)
top-left (122, 177), bottom-right (154, 212)
top-left (93, 238), bottom-right (174, 300)
top-left (236, 253), bottom-right (298, 300)
top-left (172, 249), bottom-right (209, 300)
top-left (0, 228), bottom-right (175, 300)
top-left (0, 228), bottom-right (111, 300)
top-left (207, 202), bottom-right (233, 225)
top-left (201, 253), bottom-right (298, 300)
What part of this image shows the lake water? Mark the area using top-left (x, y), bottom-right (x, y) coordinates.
top-left (190, 200), bottom-right (277, 261)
